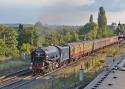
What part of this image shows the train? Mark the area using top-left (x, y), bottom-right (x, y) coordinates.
top-left (30, 36), bottom-right (119, 74)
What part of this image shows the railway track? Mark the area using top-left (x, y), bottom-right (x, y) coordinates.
top-left (0, 55), bottom-right (90, 89)
top-left (0, 75), bottom-right (34, 89)
top-left (0, 68), bottom-right (31, 89)
top-left (0, 68), bottom-right (30, 80)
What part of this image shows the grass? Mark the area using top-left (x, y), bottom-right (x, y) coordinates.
top-left (0, 56), bottom-right (9, 61)
top-left (0, 59), bottom-right (28, 75)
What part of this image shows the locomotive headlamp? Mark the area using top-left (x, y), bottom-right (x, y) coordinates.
top-left (46, 55), bottom-right (49, 58)
top-left (29, 66), bottom-right (32, 70)
top-left (31, 62), bottom-right (33, 65)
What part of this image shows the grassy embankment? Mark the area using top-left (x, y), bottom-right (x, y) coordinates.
top-left (32, 43), bottom-right (125, 89)
top-left (0, 57), bottom-right (29, 76)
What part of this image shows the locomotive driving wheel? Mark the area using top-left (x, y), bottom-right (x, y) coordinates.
top-left (45, 61), bottom-right (53, 73)
top-left (48, 63), bottom-right (53, 72)
top-left (52, 62), bottom-right (60, 70)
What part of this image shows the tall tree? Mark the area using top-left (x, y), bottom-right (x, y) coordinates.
top-left (34, 22), bottom-right (45, 47)
top-left (18, 24), bottom-right (23, 32)
top-left (18, 27), bottom-right (38, 46)
top-left (5, 29), bottom-right (18, 49)
top-left (97, 7), bottom-right (113, 38)
top-left (0, 39), bottom-right (6, 56)
top-left (0, 25), bottom-right (19, 57)
top-left (89, 14), bottom-right (93, 23)
top-left (98, 7), bottom-right (107, 38)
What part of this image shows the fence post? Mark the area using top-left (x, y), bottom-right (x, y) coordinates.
top-left (106, 55), bottom-right (113, 70)
top-left (62, 74), bottom-right (67, 89)
top-left (51, 75), bottom-right (55, 89)
top-left (51, 79), bottom-right (54, 89)
top-left (79, 66), bottom-right (84, 81)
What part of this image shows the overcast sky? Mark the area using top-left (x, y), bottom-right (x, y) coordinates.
top-left (0, 0), bottom-right (125, 25)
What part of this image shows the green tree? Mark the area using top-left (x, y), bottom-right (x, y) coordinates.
top-left (18, 27), bottom-right (37, 46)
top-left (62, 28), bottom-right (80, 43)
top-left (65, 31), bottom-right (72, 43)
top-left (20, 43), bottom-right (31, 55)
top-left (59, 35), bottom-right (65, 45)
top-left (34, 23), bottom-right (45, 47)
top-left (0, 39), bottom-right (6, 56)
top-left (18, 25), bottom-right (45, 48)
top-left (5, 29), bottom-right (18, 49)
top-left (45, 32), bottom-right (61, 45)
top-left (70, 31), bottom-right (80, 42)
top-left (5, 29), bottom-right (19, 57)
top-left (79, 14), bottom-right (98, 40)
top-left (86, 25), bottom-right (98, 40)
top-left (0, 25), bottom-right (6, 42)
top-left (97, 7), bottom-right (113, 38)
top-left (0, 25), bottom-right (19, 57)
top-left (62, 28), bottom-right (72, 43)
top-left (18, 24), bottom-right (23, 32)
top-left (89, 14), bottom-right (93, 23)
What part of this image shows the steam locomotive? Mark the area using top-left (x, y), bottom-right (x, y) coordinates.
top-left (30, 36), bottom-right (119, 74)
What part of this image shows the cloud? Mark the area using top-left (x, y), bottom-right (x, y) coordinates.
top-left (2, 0), bottom-right (94, 25)
top-left (40, 0), bottom-right (125, 25)
top-left (41, 10), bottom-right (97, 25)
top-left (57, 0), bottom-right (95, 6)
top-left (93, 1), bottom-right (125, 12)
top-left (1, 0), bottom-right (125, 25)
top-left (107, 10), bottom-right (125, 24)
top-left (0, 0), bottom-right (95, 7)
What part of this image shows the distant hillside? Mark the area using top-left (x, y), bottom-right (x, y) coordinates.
top-left (1, 23), bottom-right (33, 29)
top-left (34, 21), bottom-right (82, 32)
top-left (42, 25), bottom-right (82, 32)
top-left (0, 22), bottom-right (83, 33)
top-left (0, 23), bottom-right (119, 34)
top-left (1, 23), bottom-right (82, 32)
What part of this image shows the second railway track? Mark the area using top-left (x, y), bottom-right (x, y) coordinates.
top-left (0, 68), bottom-right (31, 88)
top-left (0, 55), bottom-right (89, 89)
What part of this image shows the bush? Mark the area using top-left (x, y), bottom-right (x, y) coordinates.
top-left (20, 43), bottom-right (32, 55)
